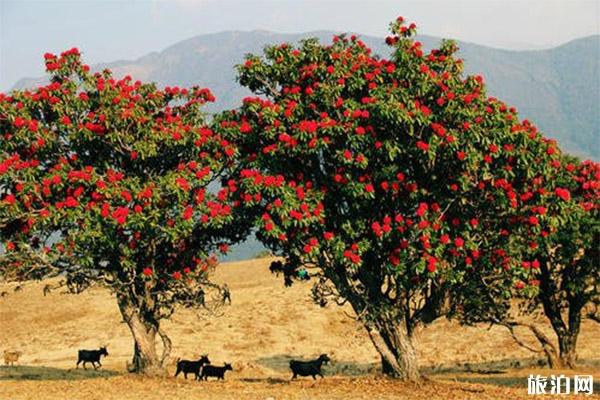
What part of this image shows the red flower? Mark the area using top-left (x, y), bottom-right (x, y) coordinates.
top-left (416, 202), bottom-right (428, 217)
top-left (555, 187), bottom-right (571, 201)
top-left (240, 120), bottom-right (252, 133)
top-left (427, 256), bottom-right (437, 272)
top-left (515, 281), bottom-right (525, 290)
top-left (65, 196), bottom-right (78, 208)
top-left (112, 206), bottom-right (129, 225)
top-left (183, 206), bottom-right (194, 220)
top-left (3, 194), bottom-right (16, 205)
top-left (172, 271), bottom-right (182, 280)
top-left (121, 190), bottom-right (132, 202)
top-left (416, 141), bottom-right (429, 151)
top-left (46, 62), bottom-right (60, 71)
top-left (176, 177), bottom-right (190, 191)
top-left (454, 237), bottom-right (464, 248)
top-left (456, 151), bottom-right (466, 160)
top-left (143, 267), bottom-right (153, 276)
top-left (14, 117), bottom-right (26, 128)
top-left (323, 232), bottom-right (334, 240)
top-left (536, 206), bottom-right (547, 215)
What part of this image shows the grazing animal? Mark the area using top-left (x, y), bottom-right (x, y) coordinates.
top-left (174, 355), bottom-right (210, 380)
top-left (269, 260), bottom-right (283, 276)
top-left (222, 284), bottom-right (231, 305)
top-left (3, 350), bottom-right (23, 366)
top-left (269, 260), bottom-right (299, 286)
top-left (43, 284), bottom-right (52, 296)
top-left (200, 363), bottom-right (233, 380)
top-left (76, 347), bottom-right (108, 370)
top-left (14, 285), bottom-right (22, 292)
top-left (0, 291), bottom-right (8, 297)
top-left (289, 354), bottom-right (330, 380)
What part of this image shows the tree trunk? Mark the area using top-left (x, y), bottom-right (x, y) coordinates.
top-left (557, 331), bottom-right (578, 368)
top-left (529, 325), bottom-right (563, 369)
top-left (558, 324), bottom-right (579, 369)
top-left (558, 296), bottom-right (582, 368)
top-left (364, 317), bottom-right (420, 381)
top-left (537, 258), bottom-right (582, 369)
top-left (117, 294), bottom-right (170, 376)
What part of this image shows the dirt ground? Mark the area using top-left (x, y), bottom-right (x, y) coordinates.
top-left (1, 257), bottom-right (599, 399)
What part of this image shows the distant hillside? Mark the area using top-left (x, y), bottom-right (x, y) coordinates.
top-left (11, 31), bottom-right (599, 262)
top-left (13, 31), bottom-right (599, 160)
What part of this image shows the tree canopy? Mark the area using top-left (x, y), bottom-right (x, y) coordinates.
top-left (215, 17), bottom-right (577, 379)
top-left (0, 49), bottom-right (251, 373)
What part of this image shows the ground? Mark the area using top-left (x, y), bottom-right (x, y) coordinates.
top-left (1, 257), bottom-right (599, 399)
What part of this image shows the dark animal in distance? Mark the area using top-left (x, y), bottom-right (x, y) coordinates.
top-left (174, 355), bottom-right (210, 380)
top-left (289, 354), bottom-right (330, 380)
top-left (200, 363), bottom-right (233, 380)
top-left (222, 284), bottom-right (231, 305)
top-left (76, 347), bottom-right (108, 370)
top-left (269, 260), bottom-right (304, 287)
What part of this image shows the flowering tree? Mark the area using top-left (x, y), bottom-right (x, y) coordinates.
top-left (0, 49), bottom-right (250, 375)
top-left (456, 156), bottom-right (599, 368)
top-left (216, 18), bottom-right (561, 380)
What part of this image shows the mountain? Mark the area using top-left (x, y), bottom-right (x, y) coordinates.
top-left (11, 31), bottom-right (599, 261)
top-left (12, 31), bottom-right (599, 160)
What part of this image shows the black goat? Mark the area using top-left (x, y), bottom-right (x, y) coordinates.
top-left (200, 363), bottom-right (233, 380)
top-left (222, 284), bottom-right (231, 305)
top-left (269, 260), bottom-right (305, 287)
top-left (289, 354), bottom-right (330, 380)
top-left (174, 354), bottom-right (210, 380)
top-left (76, 347), bottom-right (108, 370)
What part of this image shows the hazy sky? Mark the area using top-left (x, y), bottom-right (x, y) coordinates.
top-left (1, 0), bottom-right (598, 91)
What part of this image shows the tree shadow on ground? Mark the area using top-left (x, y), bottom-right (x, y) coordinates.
top-left (257, 354), bottom-right (600, 382)
top-left (238, 377), bottom-right (291, 384)
top-left (255, 354), bottom-right (376, 377)
top-left (434, 357), bottom-right (600, 392)
top-left (423, 357), bottom-right (600, 375)
top-left (0, 365), bottom-right (119, 381)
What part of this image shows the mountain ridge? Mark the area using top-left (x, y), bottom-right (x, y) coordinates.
top-left (11, 31), bottom-right (598, 160)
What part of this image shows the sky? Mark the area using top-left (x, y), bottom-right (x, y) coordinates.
top-left (1, 0), bottom-right (598, 91)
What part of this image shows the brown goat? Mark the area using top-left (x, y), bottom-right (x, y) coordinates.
top-left (4, 350), bottom-right (23, 366)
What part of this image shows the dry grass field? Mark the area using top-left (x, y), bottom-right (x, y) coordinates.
top-left (1, 257), bottom-right (599, 399)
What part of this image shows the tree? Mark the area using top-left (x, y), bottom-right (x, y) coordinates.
top-left (216, 17), bottom-right (561, 381)
top-left (455, 156), bottom-right (599, 368)
top-left (0, 49), bottom-right (250, 375)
